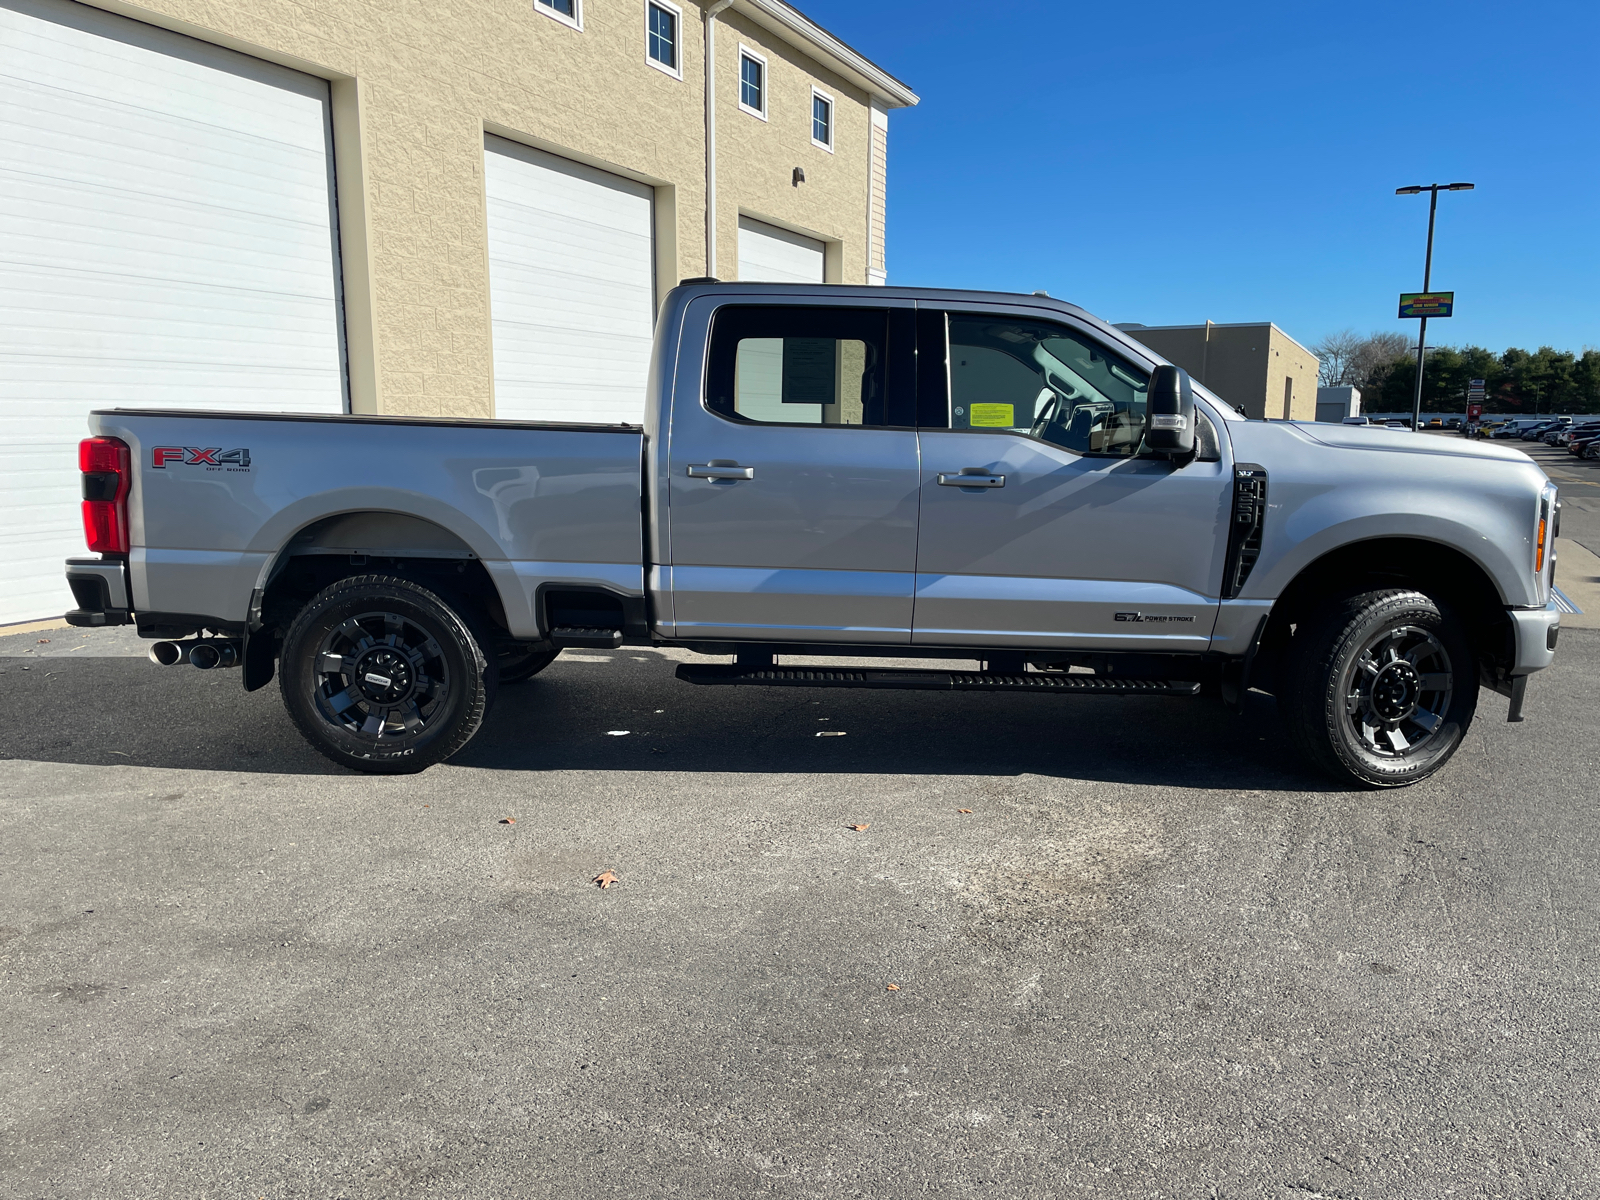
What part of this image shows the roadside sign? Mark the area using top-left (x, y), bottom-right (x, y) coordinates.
top-left (1468, 378), bottom-right (1485, 401)
top-left (1399, 292), bottom-right (1454, 318)
top-left (1467, 402), bottom-right (1483, 422)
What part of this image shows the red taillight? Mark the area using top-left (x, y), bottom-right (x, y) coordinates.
top-left (79, 436), bottom-right (131, 554)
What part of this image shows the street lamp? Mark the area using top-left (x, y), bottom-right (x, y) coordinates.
top-left (1396, 182), bottom-right (1474, 431)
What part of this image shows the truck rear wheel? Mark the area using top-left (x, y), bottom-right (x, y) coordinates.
top-left (279, 575), bottom-right (493, 774)
top-left (1282, 588), bottom-right (1477, 788)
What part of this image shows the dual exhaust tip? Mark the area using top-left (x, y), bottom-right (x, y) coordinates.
top-left (148, 638), bottom-right (240, 670)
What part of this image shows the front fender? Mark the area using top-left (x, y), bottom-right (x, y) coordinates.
top-left (1230, 424), bottom-right (1545, 609)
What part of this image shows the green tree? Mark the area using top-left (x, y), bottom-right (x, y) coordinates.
top-left (1372, 342), bottom-right (1598, 414)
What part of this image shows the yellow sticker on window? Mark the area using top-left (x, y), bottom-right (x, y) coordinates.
top-left (968, 403), bottom-right (1014, 427)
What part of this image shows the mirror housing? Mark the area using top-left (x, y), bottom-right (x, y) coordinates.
top-left (1145, 364), bottom-right (1196, 459)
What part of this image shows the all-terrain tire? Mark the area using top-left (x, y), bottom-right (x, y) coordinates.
top-left (279, 575), bottom-right (493, 774)
top-left (1282, 588), bottom-right (1477, 789)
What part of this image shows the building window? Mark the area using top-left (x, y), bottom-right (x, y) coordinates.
top-left (534, 0), bottom-right (581, 30)
top-left (739, 48), bottom-right (766, 119)
top-left (647, 1), bottom-right (680, 77)
top-left (811, 88), bottom-right (833, 150)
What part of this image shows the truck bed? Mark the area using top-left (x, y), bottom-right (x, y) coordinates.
top-left (89, 409), bottom-right (645, 639)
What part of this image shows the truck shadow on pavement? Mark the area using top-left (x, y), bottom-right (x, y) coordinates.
top-left (0, 650), bottom-right (1334, 792)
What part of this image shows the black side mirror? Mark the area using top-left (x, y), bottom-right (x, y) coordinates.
top-left (1145, 364), bottom-right (1196, 459)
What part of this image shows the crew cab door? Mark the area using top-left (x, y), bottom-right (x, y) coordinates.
top-left (910, 307), bottom-right (1232, 653)
top-left (663, 300), bottom-right (921, 643)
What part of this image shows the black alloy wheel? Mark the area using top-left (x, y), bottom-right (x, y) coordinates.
top-left (279, 575), bottom-right (494, 773)
top-left (1343, 625), bottom-right (1454, 759)
top-left (1283, 588), bottom-right (1477, 788)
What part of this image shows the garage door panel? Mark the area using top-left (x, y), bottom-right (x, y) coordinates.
top-left (485, 135), bottom-right (655, 425)
top-left (0, 0), bottom-right (344, 624)
top-left (737, 216), bottom-right (826, 284)
top-left (2, 265), bottom-right (343, 347)
top-left (3, 0), bottom-right (328, 117)
top-left (485, 239), bottom-right (653, 298)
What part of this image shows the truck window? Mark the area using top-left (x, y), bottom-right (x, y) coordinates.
top-left (939, 314), bottom-right (1152, 457)
top-left (706, 306), bottom-right (892, 427)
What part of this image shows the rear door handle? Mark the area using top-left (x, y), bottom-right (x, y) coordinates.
top-left (937, 471), bottom-right (1005, 488)
top-left (687, 464), bottom-right (755, 480)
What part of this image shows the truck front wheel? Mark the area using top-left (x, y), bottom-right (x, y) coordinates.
top-left (1282, 588), bottom-right (1477, 788)
top-left (279, 575), bottom-right (494, 774)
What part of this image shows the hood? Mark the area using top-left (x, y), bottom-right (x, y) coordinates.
top-left (1292, 422), bottom-right (1539, 466)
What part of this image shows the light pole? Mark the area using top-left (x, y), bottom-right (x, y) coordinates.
top-left (1396, 181), bottom-right (1474, 430)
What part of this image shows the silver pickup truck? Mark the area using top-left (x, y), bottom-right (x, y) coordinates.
top-left (63, 282), bottom-right (1563, 787)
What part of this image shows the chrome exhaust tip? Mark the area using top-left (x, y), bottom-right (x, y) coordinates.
top-left (188, 640), bottom-right (239, 670)
top-left (148, 640), bottom-right (187, 667)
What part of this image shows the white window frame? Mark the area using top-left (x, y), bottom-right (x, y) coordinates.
top-left (810, 86), bottom-right (835, 152)
top-left (645, 0), bottom-right (682, 79)
top-left (533, 0), bottom-right (582, 31)
top-left (738, 45), bottom-right (768, 121)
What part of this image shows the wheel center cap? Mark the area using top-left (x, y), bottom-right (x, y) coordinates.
top-left (355, 649), bottom-right (413, 704)
top-left (1372, 661), bottom-right (1421, 721)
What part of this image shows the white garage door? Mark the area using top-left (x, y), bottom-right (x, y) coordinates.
top-left (738, 216), bottom-right (825, 283)
top-left (0, 0), bottom-right (345, 625)
top-left (485, 136), bottom-right (656, 425)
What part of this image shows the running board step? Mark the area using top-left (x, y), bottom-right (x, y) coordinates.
top-left (551, 626), bottom-right (623, 649)
top-left (675, 665), bottom-right (1201, 695)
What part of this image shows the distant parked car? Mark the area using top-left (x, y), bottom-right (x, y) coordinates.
top-left (1446, 418), bottom-right (1462, 429)
top-left (1569, 429), bottom-right (1600, 456)
top-left (1341, 416), bottom-right (1372, 426)
top-left (1384, 419), bottom-right (1410, 430)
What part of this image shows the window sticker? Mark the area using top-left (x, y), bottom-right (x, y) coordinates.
top-left (968, 403), bottom-right (1014, 427)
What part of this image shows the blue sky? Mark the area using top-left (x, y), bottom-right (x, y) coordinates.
top-left (803, 0), bottom-right (1599, 355)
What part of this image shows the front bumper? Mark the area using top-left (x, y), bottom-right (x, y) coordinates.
top-left (64, 557), bottom-right (132, 627)
top-left (1508, 600), bottom-right (1561, 676)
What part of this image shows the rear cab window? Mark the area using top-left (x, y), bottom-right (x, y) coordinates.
top-left (704, 305), bottom-right (914, 428)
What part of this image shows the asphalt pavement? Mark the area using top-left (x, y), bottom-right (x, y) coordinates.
top-left (4, 590), bottom-right (1599, 1200)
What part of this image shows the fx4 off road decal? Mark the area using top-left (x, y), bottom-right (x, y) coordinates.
top-left (1114, 612), bottom-right (1195, 623)
top-left (152, 447), bottom-right (251, 472)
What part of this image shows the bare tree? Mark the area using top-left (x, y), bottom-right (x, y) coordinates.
top-left (1312, 330), bottom-right (1363, 387)
top-left (1314, 330), bottom-right (1412, 393)
top-left (1352, 331), bottom-right (1411, 393)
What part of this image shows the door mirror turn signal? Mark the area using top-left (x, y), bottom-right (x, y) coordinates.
top-left (1145, 365), bottom-right (1196, 460)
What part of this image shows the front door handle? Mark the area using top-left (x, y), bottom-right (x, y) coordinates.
top-left (937, 471), bottom-right (1006, 488)
top-left (687, 464), bottom-right (755, 480)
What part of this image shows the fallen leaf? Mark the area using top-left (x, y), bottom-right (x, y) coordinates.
top-left (37, 638), bottom-right (50, 644)
top-left (594, 870), bottom-right (619, 889)
top-left (499, 817), bottom-right (515, 824)
top-left (957, 809), bottom-right (973, 814)
top-left (885, 983), bottom-right (900, 991)
top-left (848, 823), bottom-right (870, 832)
top-left (606, 730), bottom-right (631, 737)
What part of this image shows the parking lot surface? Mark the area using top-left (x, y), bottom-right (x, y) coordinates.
top-left (4, 438), bottom-right (1600, 1199)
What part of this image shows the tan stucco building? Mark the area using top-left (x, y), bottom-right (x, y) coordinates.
top-left (1117, 322), bottom-right (1320, 421)
top-left (0, 0), bottom-right (915, 623)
